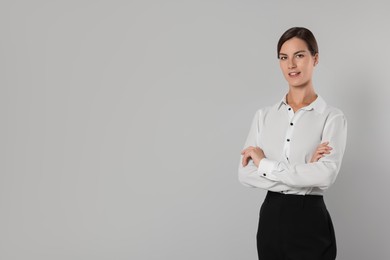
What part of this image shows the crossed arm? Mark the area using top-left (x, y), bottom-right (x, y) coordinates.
top-left (238, 111), bottom-right (347, 191)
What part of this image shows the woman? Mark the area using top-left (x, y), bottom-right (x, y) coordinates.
top-left (238, 27), bottom-right (347, 260)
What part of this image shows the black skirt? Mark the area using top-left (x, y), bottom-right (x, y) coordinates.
top-left (257, 191), bottom-right (337, 260)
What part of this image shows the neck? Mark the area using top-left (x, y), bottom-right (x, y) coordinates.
top-left (286, 85), bottom-right (317, 106)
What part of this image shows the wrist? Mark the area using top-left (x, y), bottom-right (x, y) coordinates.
top-left (255, 157), bottom-right (265, 168)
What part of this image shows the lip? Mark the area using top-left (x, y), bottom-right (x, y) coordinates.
top-left (288, 72), bottom-right (301, 77)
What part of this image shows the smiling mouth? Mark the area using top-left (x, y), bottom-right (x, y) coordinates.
top-left (288, 72), bottom-right (301, 77)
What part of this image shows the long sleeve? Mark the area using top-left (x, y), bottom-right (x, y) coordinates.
top-left (238, 110), bottom-right (305, 192)
top-left (258, 114), bottom-right (348, 190)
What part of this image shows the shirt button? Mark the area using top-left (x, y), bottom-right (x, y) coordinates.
top-left (288, 108), bottom-right (291, 110)
top-left (263, 173), bottom-right (266, 176)
top-left (287, 139), bottom-right (290, 142)
top-left (290, 122), bottom-right (293, 126)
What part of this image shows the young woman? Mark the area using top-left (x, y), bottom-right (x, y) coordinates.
top-left (238, 27), bottom-right (347, 260)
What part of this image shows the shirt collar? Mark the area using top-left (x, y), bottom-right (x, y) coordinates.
top-left (277, 93), bottom-right (327, 114)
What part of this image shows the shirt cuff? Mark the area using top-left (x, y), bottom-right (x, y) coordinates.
top-left (257, 158), bottom-right (279, 179)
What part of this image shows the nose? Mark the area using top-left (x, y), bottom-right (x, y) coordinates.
top-left (288, 58), bottom-right (296, 69)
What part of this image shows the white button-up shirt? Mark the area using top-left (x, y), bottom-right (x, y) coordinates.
top-left (238, 93), bottom-right (348, 195)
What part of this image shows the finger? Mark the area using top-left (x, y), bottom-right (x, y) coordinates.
top-left (242, 152), bottom-right (248, 164)
top-left (317, 146), bottom-right (332, 152)
top-left (241, 148), bottom-right (248, 154)
top-left (318, 142), bottom-right (329, 148)
top-left (316, 142), bottom-right (327, 149)
top-left (311, 155), bottom-right (320, 162)
top-left (317, 150), bottom-right (330, 156)
top-left (242, 153), bottom-right (251, 166)
top-left (242, 155), bottom-right (248, 166)
top-left (243, 156), bottom-right (252, 166)
top-left (241, 148), bottom-right (251, 154)
top-left (243, 149), bottom-right (251, 156)
top-left (314, 148), bottom-right (326, 155)
top-left (320, 148), bottom-right (332, 154)
top-left (317, 147), bottom-right (330, 153)
top-left (242, 146), bottom-right (255, 155)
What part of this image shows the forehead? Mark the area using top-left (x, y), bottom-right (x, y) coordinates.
top-left (279, 37), bottom-right (309, 54)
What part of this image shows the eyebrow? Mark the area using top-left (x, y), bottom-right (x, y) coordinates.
top-left (279, 50), bottom-right (307, 56)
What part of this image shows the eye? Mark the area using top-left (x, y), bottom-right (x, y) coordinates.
top-left (295, 54), bottom-right (305, 58)
top-left (279, 56), bottom-right (287, 60)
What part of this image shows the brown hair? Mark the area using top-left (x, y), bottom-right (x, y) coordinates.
top-left (277, 27), bottom-right (319, 58)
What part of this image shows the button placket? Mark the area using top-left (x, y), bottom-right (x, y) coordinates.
top-left (283, 107), bottom-right (294, 161)
top-left (283, 108), bottom-right (304, 161)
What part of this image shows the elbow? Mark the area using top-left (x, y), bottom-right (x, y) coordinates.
top-left (318, 162), bottom-right (339, 190)
top-left (318, 177), bottom-right (334, 191)
top-left (238, 171), bottom-right (249, 187)
top-left (239, 178), bottom-right (253, 188)
top-left (238, 168), bottom-right (254, 188)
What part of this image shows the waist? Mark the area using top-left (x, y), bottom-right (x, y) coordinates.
top-left (265, 190), bottom-right (325, 208)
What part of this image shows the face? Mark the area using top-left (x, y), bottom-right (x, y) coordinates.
top-left (278, 37), bottom-right (318, 88)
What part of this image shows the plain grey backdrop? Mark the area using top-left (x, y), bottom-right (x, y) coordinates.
top-left (1, 0), bottom-right (389, 259)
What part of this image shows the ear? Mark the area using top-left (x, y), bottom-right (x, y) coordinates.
top-left (313, 53), bottom-right (319, 66)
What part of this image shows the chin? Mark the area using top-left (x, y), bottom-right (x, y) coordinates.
top-left (289, 83), bottom-right (305, 88)
top-left (288, 79), bottom-right (310, 88)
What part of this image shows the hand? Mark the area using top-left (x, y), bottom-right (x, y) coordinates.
top-left (310, 141), bottom-right (332, 163)
top-left (241, 146), bottom-right (265, 167)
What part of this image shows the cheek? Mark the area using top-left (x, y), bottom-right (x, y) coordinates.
top-left (279, 63), bottom-right (288, 73)
top-left (301, 62), bottom-right (314, 74)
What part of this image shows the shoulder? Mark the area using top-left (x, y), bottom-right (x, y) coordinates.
top-left (316, 94), bottom-right (346, 121)
top-left (255, 106), bottom-right (272, 115)
top-left (323, 104), bottom-right (347, 122)
top-left (253, 104), bottom-right (275, 120)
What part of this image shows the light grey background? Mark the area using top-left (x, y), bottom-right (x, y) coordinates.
top-left (1, 1), bottom-right (389, 259)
